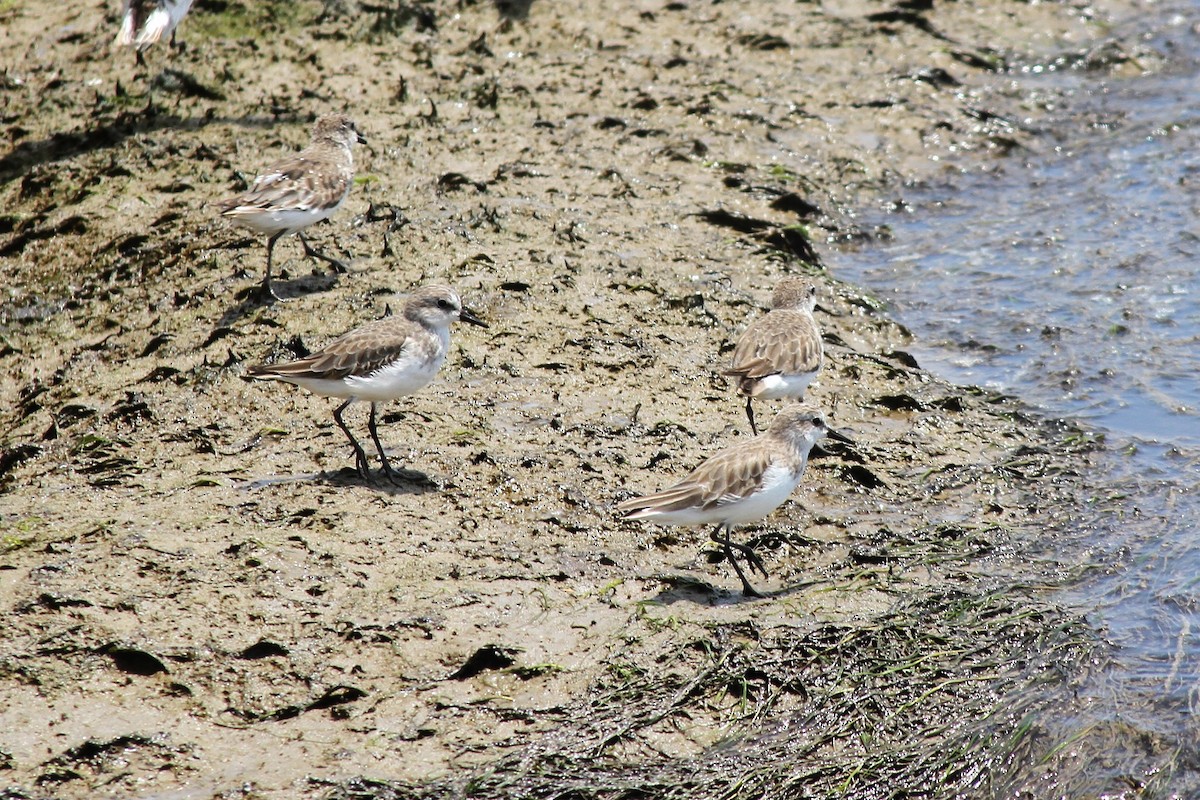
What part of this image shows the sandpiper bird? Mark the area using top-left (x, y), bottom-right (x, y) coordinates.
top-left (218, 113), bottom-right (366, 301)
top-left (246, 285), bottom-right (487, 482)
top-left (724, 278), bottom-right (824, 435)
top-left (115, 0), bottom-right (194, 66)
top-left (617, 403), bottom-right (830, 597)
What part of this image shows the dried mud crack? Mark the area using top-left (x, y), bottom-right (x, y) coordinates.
top-left (0, 0), bottom-right (1146, 798)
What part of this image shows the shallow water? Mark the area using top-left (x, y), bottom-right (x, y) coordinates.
top-left (834, 7), bottom-right (1200, 792)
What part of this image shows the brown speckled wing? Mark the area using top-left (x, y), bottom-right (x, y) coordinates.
top-left (220, 147), bottom-right (351, 215)
top-left (618, 440), bottom-right (772, 514)
top-left (689, 444), bottom-right (773, 509)
top-left (249, 318), bottom-right (420, 381)
top-left (725, 309), bottom-right (821, 380)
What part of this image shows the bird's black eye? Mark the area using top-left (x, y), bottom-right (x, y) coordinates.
top-left (814, 417), bottom-right (825, 427)
top-left (437, 299), bottom-right (455, 311)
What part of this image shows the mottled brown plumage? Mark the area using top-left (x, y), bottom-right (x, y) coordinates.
top-left (247, 285), bottom-right (487, 482)
top-left (620, 446), bottom-right (776, 517)
top-left (724, 278), bottom-right (823, 434)
top-left (218, 113), bottom-right (366, 301)
top-left (250, 315), bottom-right (438, 384)
top-left (617, 404), bottom-right (828, 596)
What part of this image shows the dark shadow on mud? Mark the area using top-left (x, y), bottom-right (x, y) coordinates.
top-left (0, 103), bottom-right (320, 186)
top-left (494, 0), bottom-right (535, 20)
top-left (207, 267), bottom-right (343, 336)
top-left (238, 465), bottom-right (438, 496)
top-left (647, 571), bottom-right (824, 605)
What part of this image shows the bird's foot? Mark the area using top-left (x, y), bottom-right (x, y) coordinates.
top-left (711, 536), bottom-right (769, 579)
top-left (378, 456), bottom-right (404, 486)
top-left (301, 239), bottom-right (349, 274)
top-left (739, 580), bottom-right (765, 599)
top-left (734, 543), bottom-right (770, 579)
top-left (351, 449), bottom-right (373, 482)
top-left (247, 282), bottom-right (283, 304)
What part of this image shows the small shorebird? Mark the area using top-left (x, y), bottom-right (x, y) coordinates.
top-left (617, 403), bottom-right (830, 597)
top-left (218, 113), bottom-right (366, 301)
top-left (246, 285), bottom-right (487, 482)
top-left (724, 277), bottom-right (824, 435)
top-left (115, 0), bottom-right (194, 65)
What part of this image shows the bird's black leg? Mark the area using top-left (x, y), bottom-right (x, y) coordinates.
top-left (257, 232), bottom-right (284, 302)
top-left (299, 232), bottom-right (349, 274)
top-left (366, 402), bottom-right (400, 483)
top-left (137, 50), bottom-right (159, 116)
top-left (728, 538), bottom-right (769, 579)
top-left (745, 396), bottom-right (759, 436)
top-left (333, 400), bottom-right (371, 479)
top-left (710, 524), bottom-right (764, 598)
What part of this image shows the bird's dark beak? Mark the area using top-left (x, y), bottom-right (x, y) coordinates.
top-left (460, 307), bottom-right (488, 328)
top-left (824, 427), bottom-right (855, 444)
top-left (356, 130), bottom-right (368, 145)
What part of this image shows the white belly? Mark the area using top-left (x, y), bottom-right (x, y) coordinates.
top-left (751, 371), bottom-right (816, 400)
top-left (123, 0), bottom-right (194, 48)
top-left (282, 350), bottom-right (446, 402)
top-left (638, 464), bottom-right (802, 527)
top-left (718, 465), bottom-right (802, 525)
top-left (225, 203), bottom-right (340, 237)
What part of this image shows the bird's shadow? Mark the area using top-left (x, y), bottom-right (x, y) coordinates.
top-left (646, 574), bottom-right (730, 604)
top-left (646, 571), bottom-right (823, 606)
top-left (318, 465), bottom-right (442, 495)
top-left (237, 466), bottom-right (439, 496)
top-left (494, 0), bottom-right (535, 20)
top-left (205, 268), bottom-right (341, 342)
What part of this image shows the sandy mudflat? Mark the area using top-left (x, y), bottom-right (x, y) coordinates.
top-left (0, 0), bottom-right (1145, 797)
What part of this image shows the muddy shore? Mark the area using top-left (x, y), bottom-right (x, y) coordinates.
top-left (0, 1), bottom-right (1148, 797)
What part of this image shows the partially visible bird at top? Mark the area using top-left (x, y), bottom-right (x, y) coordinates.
top-left (115, 0), bottom-right (195, 66)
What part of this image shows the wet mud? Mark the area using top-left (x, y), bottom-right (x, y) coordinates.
top-left (0, 0), bottom-right (1147, 797)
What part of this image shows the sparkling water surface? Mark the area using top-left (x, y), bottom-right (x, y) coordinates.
top-left (834, 7), bottom-right (1200, 790)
